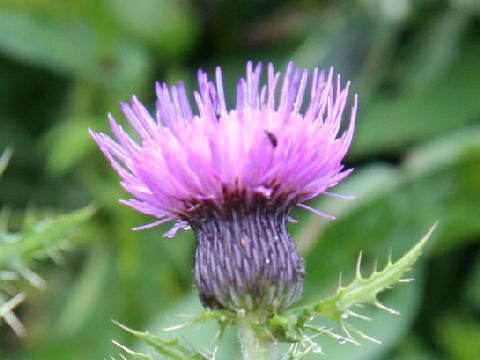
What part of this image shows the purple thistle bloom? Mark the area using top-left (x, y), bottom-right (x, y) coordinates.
top-left (90, 61), bottom-right (357, 313)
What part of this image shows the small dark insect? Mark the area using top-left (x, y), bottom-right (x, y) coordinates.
top-left (265, 130), bottom-right (278, 148)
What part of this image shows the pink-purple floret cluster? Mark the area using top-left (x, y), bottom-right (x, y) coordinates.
top-left (90, 61), bottom-right (358, 235)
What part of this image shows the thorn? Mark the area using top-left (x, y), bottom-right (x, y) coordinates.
top-left (0, 292), bottom-right (26, 316)
top-left (19, 267), bottom-right (45, 289)
top-left (346, 310), bottom-right (371, 322)
top-left (424, 221), bottom-right (439, 242)
top-left (110, 320), bottom-right (137, 335)
top-left (387, 248), bottom-right (393, 265)
top-left (177, 313), bottom-right (195, 318)
top-left (47, 249), bottom-right (65, 265)
top-left (305, 325), bottom-right (360, 346)
top-left (111, 340), bottom-right (132, 353)
top-left (372, 258), bottom-right (378, 273)
top-left (356, 251), bottom-right (363, 279)
top-left (211, 344), bottom-right (219, 360)
top-left (346, 324), bottom-right (382, 344)
top-left (338, 271), bottom-right (343, 288)
top-left (339, 336), bottom-right (360, 346)
top-left (0, 271), bottom-right (19, 281)
top-left (110, 319), bottom-right (122, 327)
top-left (340, 322), bottom-right (353, 339)
top-left (398, 278), bottom-right (415, 283)
top-left (163, 322), bottom-right (190, 332)
top-left (2, 303), bottom-right (26, 337)
top-left (375, 301), bottom-right (400, 315)
top-left (302, 335), bottom-right (323, 354)
top-left (358, 332), bottom-right (382, 344)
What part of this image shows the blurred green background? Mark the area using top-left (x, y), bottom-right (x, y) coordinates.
top-left (0, 0), bottom-right (479, 359)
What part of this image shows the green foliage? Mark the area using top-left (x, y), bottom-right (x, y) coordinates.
top-left (0, 205), bottom-right (95, 335)
top-left (436, 313), bottom-right (480, 360)
top-left (0, 205), bottom-right (96, 274)
top-left (0, 152), bottom-right (95, 336)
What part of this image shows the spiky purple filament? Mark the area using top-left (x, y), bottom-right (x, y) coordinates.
top-left (90, 62), bottom-right (356, 234)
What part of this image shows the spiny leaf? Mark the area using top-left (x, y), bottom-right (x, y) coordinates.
top-left (261, 223), bottom-right (437, 358)
top-left (111, 340), bottom-right (153, 359)
top-left (0, 205), bottom-right (95, 336)
top-left (0, 292), bottom-right (26, 336)
top-left (307, 222), bottom-right (437, 322)
top-left (0, 205), bottom-right (96, 271)
top-left (113, 320), bottom-right (208, 360)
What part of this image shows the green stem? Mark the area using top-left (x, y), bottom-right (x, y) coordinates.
top-left (237, 315), bottom-right (276, 360)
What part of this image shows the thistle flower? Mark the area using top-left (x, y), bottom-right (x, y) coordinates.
top-left (90, 61), bottom-right (357, 314)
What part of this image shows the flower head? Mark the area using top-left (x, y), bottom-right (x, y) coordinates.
top-left (90, 61), bottom-right (357, 313)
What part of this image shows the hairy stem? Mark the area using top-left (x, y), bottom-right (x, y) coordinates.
top-left (238, 315), bottom-right (276, 360)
